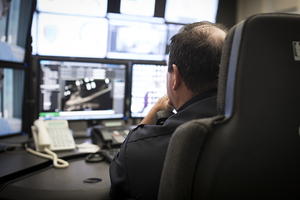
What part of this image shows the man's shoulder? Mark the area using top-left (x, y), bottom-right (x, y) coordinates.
top-left (126, 123), bottom-right (174, 144)
top-left (125, 91), bottom-right (218, 145)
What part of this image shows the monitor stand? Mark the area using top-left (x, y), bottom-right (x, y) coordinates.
top-left (69, 121), bottom-right (89, 138)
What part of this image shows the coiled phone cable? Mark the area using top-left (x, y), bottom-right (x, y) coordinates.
top-left (26, 145), bottom-right (69, 168)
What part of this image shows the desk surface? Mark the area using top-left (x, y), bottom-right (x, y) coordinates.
top-left (0, 135), bottom-right (94, 178)
top-left (0, 135), bottom-right (111, 200)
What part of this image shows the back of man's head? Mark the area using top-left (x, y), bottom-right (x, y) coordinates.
top-left (168, 21), bottom-right (227, 95)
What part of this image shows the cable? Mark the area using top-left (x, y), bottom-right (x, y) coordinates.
top-left (1, 138), bottom-right (33, 154)
top-left (26, 145), bottom-right (69, 168)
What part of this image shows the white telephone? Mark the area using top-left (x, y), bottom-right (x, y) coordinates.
top-left (26, 119), bottom-right (76, 168)
top-left (32, 119), bottom-right (76, 151)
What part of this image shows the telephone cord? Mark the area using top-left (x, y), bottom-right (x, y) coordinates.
top-left (26, 146), bottom-right (69, 168)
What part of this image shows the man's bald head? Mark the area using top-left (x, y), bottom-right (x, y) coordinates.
top-left (168, 21), bottom-right (228, 95)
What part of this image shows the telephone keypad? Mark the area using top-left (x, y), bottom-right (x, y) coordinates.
top-left (47, 126), bottom-right (75, 150)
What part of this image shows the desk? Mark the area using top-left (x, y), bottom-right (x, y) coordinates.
top-left (0, 135), bottom-right (111, 200)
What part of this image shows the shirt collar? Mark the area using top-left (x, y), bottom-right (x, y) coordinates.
top-left (177, 89), bottom-right (218, 112)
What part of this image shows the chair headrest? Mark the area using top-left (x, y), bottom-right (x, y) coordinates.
top-left (217, 13), bottom-right (300, 123)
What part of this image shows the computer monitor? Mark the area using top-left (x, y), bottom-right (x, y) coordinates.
top-left (37, 59), bottom-right (127, 121)
top-left (164, 24), bottom-right (184, 60)
top-left (164, 0), bottom-right (219, 24)
top-left (0, 67), bottom-right (26, 138)
top-left (0, 0), bottom-right (35, 65)
top-left (106, 14), bottom-right (167, 61)
top-left (31, 12), bottom-right (108, 58)
top-left (130, 62), bottom-right (168, 118)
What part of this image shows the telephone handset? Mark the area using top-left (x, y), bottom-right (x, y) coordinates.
top-left (26, 119), bottom-right (76, 168)
top-left (154, 111), bottom-right (174, 125)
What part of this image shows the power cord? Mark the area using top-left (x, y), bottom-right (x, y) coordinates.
top-left (0, 139), bottom-right (32, 154)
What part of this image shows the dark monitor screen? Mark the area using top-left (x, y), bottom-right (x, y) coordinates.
top-left (0, 0), bottom-right (35, 64)
top-left (0, 67), bottom-right (25, 137)
top-left (130, 63), bottom-right (168, 118)
top-left (38, 59), bottom-right (127, 121)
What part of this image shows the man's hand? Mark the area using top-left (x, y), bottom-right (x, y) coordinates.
top-left (152, 94), bottom-right (174, 112)
top-left (140, 94), bottom-right (174, 125)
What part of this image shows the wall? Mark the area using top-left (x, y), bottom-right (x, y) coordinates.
top-left (237, 0), bottom-right (300, 22)
top-left (216, 0), bottom-right (237, 29)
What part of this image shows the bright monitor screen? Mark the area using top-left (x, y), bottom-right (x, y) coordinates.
top-left (130, 63), bottom-right (168, 118)
top-left (167, 24), bottom-right (184, 44)
top-left (107, 16), bottom-right (167, 61)
top-left (120, 0), bottom-right (156, 17)
top-left (0, 0), bottom-right (34, 64)
top-left (37, 0), bottom-right (108, 17)
top-left (164, 0), bottom-right (219, 24)
top-left (0, 67), bottom-right (25, 137)
top-left (38, 60), bottom-right (127, 121)
top-left (31, 13), bottom-right (108, 58)
top-left (165, 24), bottom-right (184, 60)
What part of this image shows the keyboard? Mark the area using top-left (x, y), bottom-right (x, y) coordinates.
top-left (91, 126), bottom-right (133, 149)
top-left (102, 148), bottom-right (120, 162)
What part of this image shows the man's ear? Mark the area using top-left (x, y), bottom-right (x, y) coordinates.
top-left (172, 64), bottom-right (182, 91)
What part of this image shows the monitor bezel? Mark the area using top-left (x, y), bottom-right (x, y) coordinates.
top-left (0, 0), bottom-right (36, 68)
top-left (0, 0), bottom-right (36, 139)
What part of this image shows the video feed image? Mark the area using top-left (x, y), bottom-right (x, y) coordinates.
top-left (164, 0), bottom-right (219, 24)
top-left (131, 64), bottom-right (167, 118)
top-left (0, 68), bottom-right (24, 136)
top-left (61, 78), bottom-right (113, 112)
top-left (33, 13), bottom-right (108, 58)
top-left (38, 60), bottom-right (127, 120)
top-left (107, 19), bottom-right (167, 60)
top-left (120, 0), bottom-right (155, 17)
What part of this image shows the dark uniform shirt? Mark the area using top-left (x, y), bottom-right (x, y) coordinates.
top-left (109, 89), bottom-right (218, 200)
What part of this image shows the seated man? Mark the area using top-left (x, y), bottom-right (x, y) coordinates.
top-left (109, 21), bottom-right (227, 200)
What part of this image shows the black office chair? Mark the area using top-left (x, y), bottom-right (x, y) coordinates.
top-left (158, 13), bottom-right (300, 200)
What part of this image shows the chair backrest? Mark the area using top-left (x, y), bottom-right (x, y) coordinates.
top-left (158, 13), bottom-right (300, 200)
